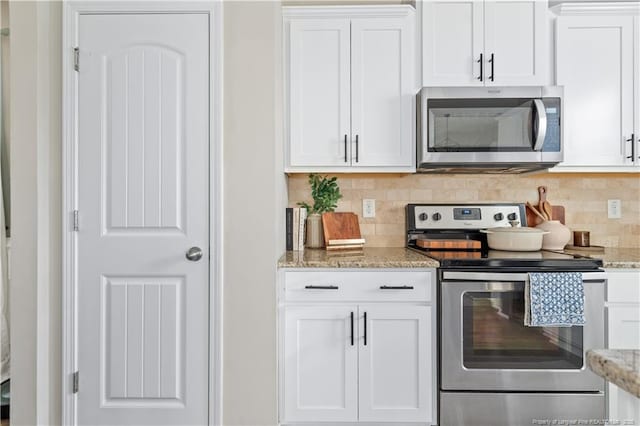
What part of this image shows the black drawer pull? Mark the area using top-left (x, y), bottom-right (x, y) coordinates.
top-left (363, 311), bottom-right (367, 346)
top-left (350, 312), bottom-right (354, 346)
top-left (379, 285), bottom-right (414, 290)
top-left (304, 285), bottom-right (339, 290)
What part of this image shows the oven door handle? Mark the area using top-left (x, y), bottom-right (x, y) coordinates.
top-left (532, 99), bottom-right (547, 151)
top-left (442, 271), bottom-right (607, 282)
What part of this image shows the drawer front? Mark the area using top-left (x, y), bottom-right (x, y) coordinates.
top-left (283, 270), bottom-right (432, 302)
top-left (606, 270), bottom-right (640, 303)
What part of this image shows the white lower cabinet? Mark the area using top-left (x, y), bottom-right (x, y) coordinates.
top-left (359, 305), bottom-right (431, 422)
top-left (279, 269), bottom-right (436, 425)
top-left (283, 305), bottom-right (359, 422)
top-left (605, 270), bottom-right (640, 424)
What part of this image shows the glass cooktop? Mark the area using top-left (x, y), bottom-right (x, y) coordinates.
top-left (409, 247), bottom-right (603, 271)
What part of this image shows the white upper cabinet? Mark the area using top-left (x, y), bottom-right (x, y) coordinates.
top-left (351, 17), bottom-right (415, 168)
top-left (284, 6), bottom-right (417, 173)
top-left (554, 5), bottom-right (640, 172)
top-left (422, 0), bottom-right (548, 86)
top-left (422, 1), bottom-right (484, 86)
top-left (288, 18), bottom-right (351, 167)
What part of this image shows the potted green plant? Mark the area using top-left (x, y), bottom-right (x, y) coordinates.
top-left (298, 174), bottom-right (342, 248)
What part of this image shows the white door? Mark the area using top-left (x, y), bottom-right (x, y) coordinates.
top-left (422, 0), bottom-right (484, 86)
top-left (484, 0), bottom-right (547, 86)
top-left (283, 306), bottom-right (358, 422)
top-left (77, 14), bottom-right (210, 425)
top-left (358, 305), bottom-right (432, 422)
top-left (557, 16), bottom-right (636, 167)
top-left (351, 16), bottom-right (415, 167)
top-left (288, 18), bottom-right (351, 167)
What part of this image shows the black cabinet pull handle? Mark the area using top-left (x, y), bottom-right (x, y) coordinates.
top-left (626, 133), bottom-right (635, 162)
top-left (304, 285), bottom-right (339, 290)
top-left (488, 53), bottom-right (495, 82)
top-left (355, 135), bottom-right (359, 163)
top-left (344, 134), bottom-right (348, 163)
top-left (477, 53), bottom-right (483, 81)
top-left (363, 311), bottom-right (367, 346)
top-left (380, 285), bottom-right (414, 290)
top-left (350, 312), bottom-right (354, 346)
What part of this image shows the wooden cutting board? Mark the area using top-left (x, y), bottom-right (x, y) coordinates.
top-left (525, 204), bottom-right (565, 226)
top-left (416, 238), bottom-right (481, 250)
top-left (321, 212), bottom-right (362, 244)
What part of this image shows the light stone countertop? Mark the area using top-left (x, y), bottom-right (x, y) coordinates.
top-left (278, 247), bottom-right (439, 269)
top-left (278, 246), bottom-right (640, 269)
top-left (563, 247), bottom-right (640, 269)
top-left (587, 349), bottom-right (640, 398)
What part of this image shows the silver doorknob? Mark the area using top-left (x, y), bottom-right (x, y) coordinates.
top-left (185, 247), bottom-right (203, 261)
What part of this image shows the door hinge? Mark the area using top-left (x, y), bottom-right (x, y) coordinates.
top-left (73, 210), bottom-right (79, 232)
top-left (72, 371), bottom-right (79, 393)
top-left (73, 47), bottom-right (79, 72)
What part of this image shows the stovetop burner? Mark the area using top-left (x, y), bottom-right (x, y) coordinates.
top-left (406, 203), bottom-right (603, 271)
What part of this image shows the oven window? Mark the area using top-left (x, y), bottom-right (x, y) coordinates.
top-left (428, 98), bottom-right (534, 152)
top-left (462, 290), bottom-right (584, 369)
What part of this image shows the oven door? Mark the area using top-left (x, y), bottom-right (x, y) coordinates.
top-left (441, 271), bottom-right (605, 392)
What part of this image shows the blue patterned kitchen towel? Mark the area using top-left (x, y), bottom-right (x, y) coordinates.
top-left (524, 272), bottom-right (585, 327)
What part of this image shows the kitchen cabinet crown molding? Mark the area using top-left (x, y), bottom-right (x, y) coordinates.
top-left (283, 4), bottom-right (415, 19)
top-left (551, 2), bottom-right (640, 16)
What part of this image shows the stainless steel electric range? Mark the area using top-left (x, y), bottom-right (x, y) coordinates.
top-left (406, 203), bottom-right (606, 426)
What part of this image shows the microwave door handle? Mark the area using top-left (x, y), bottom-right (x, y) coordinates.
top-left (532, 99), bottom-right (547, 151)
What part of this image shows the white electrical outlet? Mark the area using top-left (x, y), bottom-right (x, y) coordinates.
top-left (608, 199), bottom-right (622, 219)
top-left (363, 199), bottom-right (376, 218)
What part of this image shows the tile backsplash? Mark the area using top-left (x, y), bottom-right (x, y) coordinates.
top-left (288, 173), bottom-right (640, 248)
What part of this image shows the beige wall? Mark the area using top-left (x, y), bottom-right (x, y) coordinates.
top-left (223, 2), bottom-right (281, 425)
top-left (9, 2), bottom-right (284, 425)
top-left (288, 173), bottom-right (640, 248)
top-left (9, 1), bottom-right (62, 425)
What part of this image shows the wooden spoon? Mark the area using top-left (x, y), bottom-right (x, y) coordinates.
top-left (526, 202), bottom-right (547, 222)
top-left (538, 186), bottom-right (553, 220)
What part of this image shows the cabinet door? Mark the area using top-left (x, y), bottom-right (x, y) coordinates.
top-left (557, 16), bottom-right (635, 167)
top-left (358, 305), bottom-right (432, 423)
top-left (484, 0), bottom-right (547, 86)
top-left (607, 305), bottom-right (640, 424)
top-left (288, 18), bottom-right (351, 167)
top-left (351, 15), bottom-right (415, 168)
top-left (422, 0), bottom-right (484, 86)
top-left (283, 306), bottom-right (358, 422)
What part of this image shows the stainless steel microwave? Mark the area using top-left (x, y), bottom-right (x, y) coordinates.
top-left (417, 87), bottom-right (563, 173)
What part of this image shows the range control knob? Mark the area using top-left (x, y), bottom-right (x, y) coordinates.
top-left (418, 213), bottom-right (428, 221)
top-left (507, 213), bottom-right (517, 221)
top-left (494, 213), bottom-right (504, 221)
top-left (432, 212), bottom-right (442, 221)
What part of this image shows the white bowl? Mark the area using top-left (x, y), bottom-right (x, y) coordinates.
top-left (480, 227), bottom-right (550, 252)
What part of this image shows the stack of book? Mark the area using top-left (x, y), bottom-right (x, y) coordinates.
top-left (285, 207), bottom-right (307, 251)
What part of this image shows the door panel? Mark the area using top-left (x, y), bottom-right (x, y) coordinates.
top-left (351, 17), bottom-right (415, 167)
top-left (358, 305), bottom-right (432, 422)
top-left (288, 19), bottom-right (351, 167)
top-left (283, 306), bottom-right (358, 422)
top-left (557, 16), bottom-right (635, 166)
top-left (606, 305), bottom-right (640, 424)
top-left (484, 0), bottom-right (547, 85)
top-left (105, 46), bottom-right (183, 232)
top-left (77, 13), bottom-right (209, 425)
top-left (422, 0), bottom-right (484, 86)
